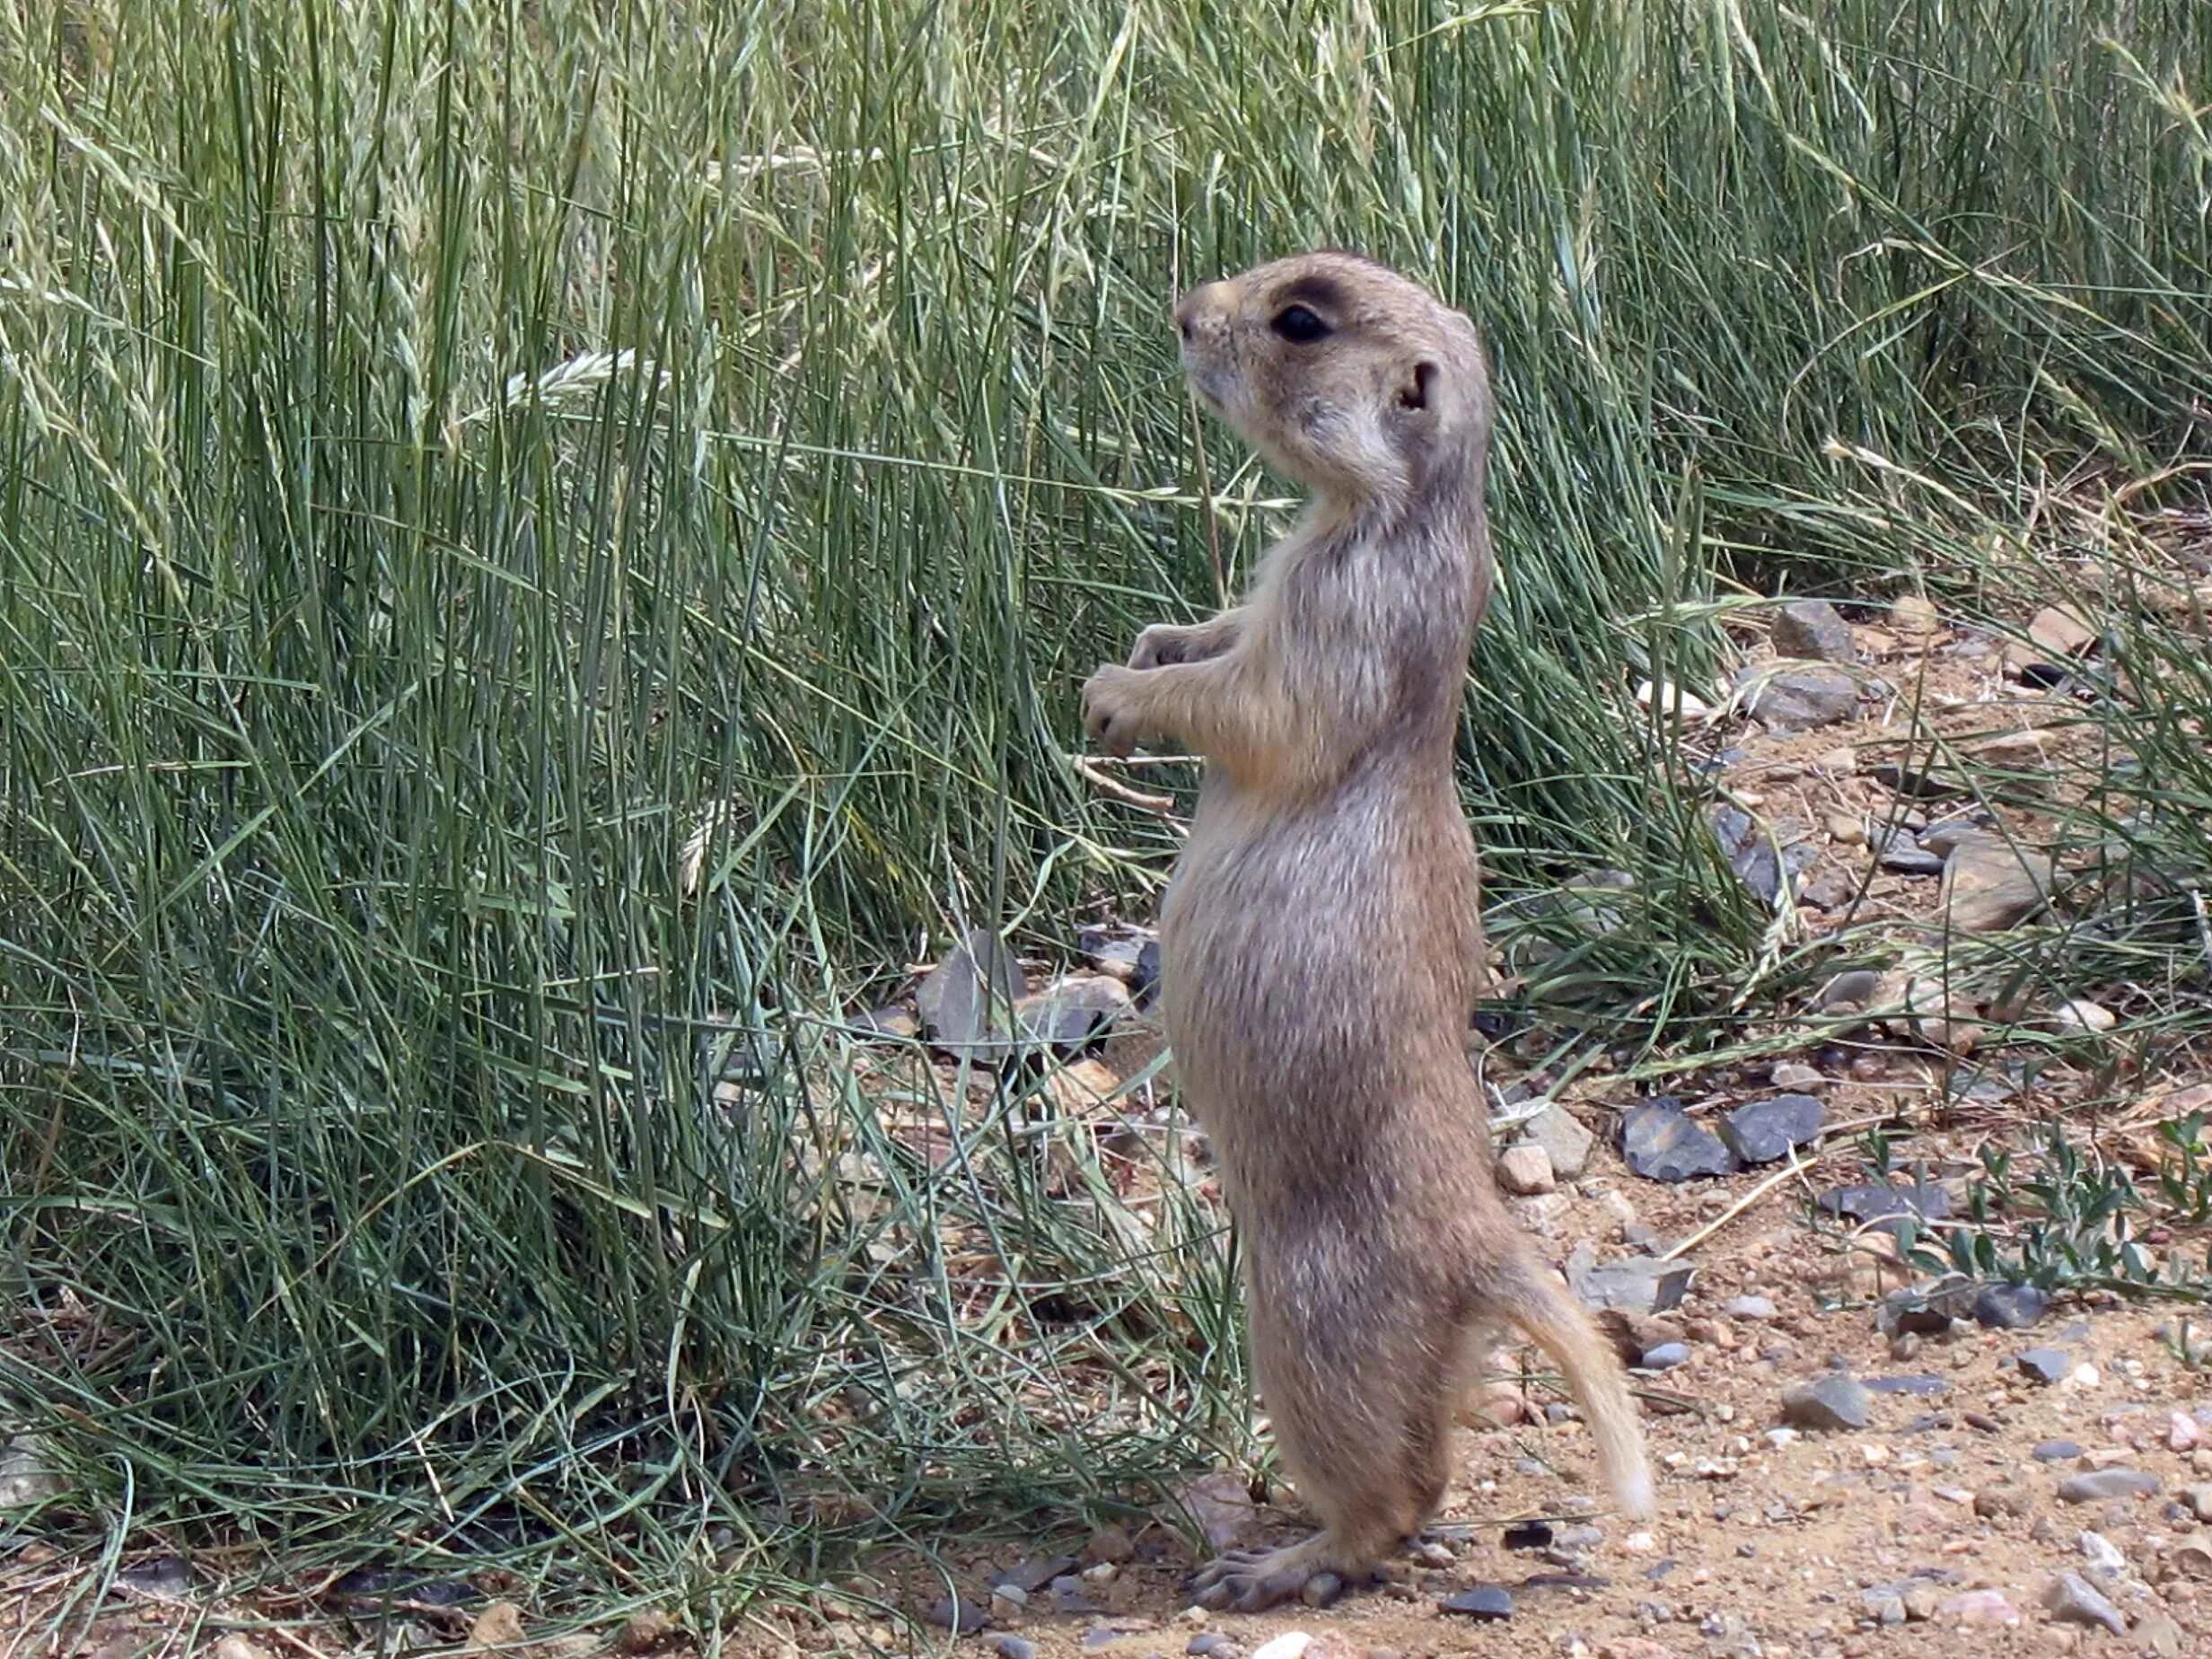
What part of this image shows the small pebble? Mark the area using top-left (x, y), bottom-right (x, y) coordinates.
top-left (1641, 1343), bottom-right (1690, 1371)
top-left (1300, 1573), bottom-right (1342, 1609)
top-left (1251, 1636), bottom-right (1312, 1659)
top-left (993, 1641), bottom-right (1038, 1659)
top-left (2033, 1440), bottom-right (2084, 1462)
top-left (2014, 1347), bottom-right (2068, 1384)
top-left (1725, 1296), bottom-right (1778, 1321)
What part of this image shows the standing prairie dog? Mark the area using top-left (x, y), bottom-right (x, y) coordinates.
top-left (1081, 251), bottom-right (1653, 1611)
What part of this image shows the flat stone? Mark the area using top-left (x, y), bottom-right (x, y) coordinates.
top-left (2033, 1440), bottom-right (2084, 1462)
top-left (1517, 1104), bottom-right (1596, 1181)
top-left (2076, 1531), bottom-right (2127, 1579)
top-left (1780, 1374), bottom-right (1872, 1431)
top-left (992, 1640), bottom-right (1038, 1659)
top-left (926, 1594), bottom-right (990, 1635)
top-left (1496, 1143), bottom-right (1557, 1196)
top-left (1772, 599), bottom-right (1858, 662)
top-left (2041, 1572), bottom-right (2123, 1635)
top-left (1817, 1181), bottom-right (1950, 1239)
top-left (1940, 836), bottom-right (2056, 933)
top-left (1620, 1098), bottom-right (1738, 1182)
top-left (917, 926), bottom-right (1027, 1049)
top-left (2056, 1469), bottom-right (2159, 1504)
top-left (2050, 998), bottom-right (2116, 1035)
top-left (1132, 939), bottom-right (1162, 1008)
top-left (2016, 1347), bottom-right (2070, 1384)
top-left (1865, 1374), bottom-right (1946, 1397)
top-left (1937, 1589), bottom-right (2018, 1627)
top-left (2131, 1612), bottom-right (2186, 1657)
top-left (2029, 605), bottom-right (2099, 657)
top-left (1567, 1251), bottom-right (1694, 1316)
top-left (1741, 664), bottom-right (1859, 732)
top-left (1725, 1295), bottom-right (1777, 1321)
top-left (1861, 1588), bottom-right (1907, 1627)
top-left (1876, 834), bottom-right (1946, 875)
top-left (1437, 1586), bottom-right (1514, 1621)
top-left (1707, 804), bottom-right (1803, 906)
top-left (1640, 1343), bottom-right (1691, 1371)
top-left (1818, 969), bottom-right (1884, 1011)
top-left (994, 1554), bottom-right (1081, 1594)
top-left (1972, 1284), bottom-right (2050, 1330)
top-left (1717, 1094), bottom-right (1824, 1165)
top-left (1013, 974), bottom-right (1134, 1055)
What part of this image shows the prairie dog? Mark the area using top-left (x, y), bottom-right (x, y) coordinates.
top-left (1082, 251), bottom-right (1652, 1611)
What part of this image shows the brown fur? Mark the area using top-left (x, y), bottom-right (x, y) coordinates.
top-left (1081, 251), bottom-right (1653, 1611)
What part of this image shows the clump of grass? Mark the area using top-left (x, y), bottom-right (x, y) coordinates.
top-left (1, 0), bottom-right (2209, 1620)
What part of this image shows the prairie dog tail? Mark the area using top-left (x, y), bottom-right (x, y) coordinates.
top-left (1505, 1275), bottom-right (1655, 1519)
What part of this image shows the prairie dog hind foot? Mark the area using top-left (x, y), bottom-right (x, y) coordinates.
top-left (1189, 1532), bottom-right (1379, 1613)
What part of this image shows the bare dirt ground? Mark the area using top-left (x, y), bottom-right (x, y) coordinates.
top-left (8, 592), bottom-right (2212, 1659)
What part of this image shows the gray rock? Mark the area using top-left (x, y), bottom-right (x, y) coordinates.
top-left (1940, 836), bottom-right (2056, 933)
top-left (1780, 1374), bottom-right (1872, 1431)
top-left (1132, 938), bottom-right (1162, 1008)
top-left (1772, 600), bottom-right (1857, 663)
top-left (0, 1436), bottom-right (63, 1510)
top-left (2076, 1531), bottom-right (2127, 1580)
top-left (1717, 1094), bottom-right (1824, 1164)
top-left (1918, 817), bottom-right (1993, 858)
top-left (1620, 1098), bottom-right (1739, 1182)
top-left (992, 1640), bottom-right (1038, 1659)
top-left (1741, 664), bottom-right (1860, 733)
top-left (1874, 830), bottom-right (1946, 875)
top-left (2056, 1469), bottom-right (2159, 1504)
top-left (1860, 1587), bottom-right (1907, 1627)
top-left (117, 1556), bottom-right (192, 1599)
top-left (1640, 1342), bottom-right (1691, 1371)
top-left (1817, 969), bottom-right (1884, 1011)
top-left (1302, 1571), bottom-right (1344, 1608)
top-left (1013, 974), bottom-right (1133, 1055)
top-left (1707, 804), bottom-right (1816, 906)
top-left (994, 1554), bottom-right (1081, 1594)
top-left (1517, 1104), bottom-right (1596, 1181)
top-left (1972, 1284), bottom-right (2050, 1330)
top-left (2032, 1440), bottom-right (2084, 1462)
top-left (1567, 1249), bottom-right (1694, 1316)
top-left (2041, 1572), bottom-right (2124, 1635)
top-left (1049, 1576), bottom-right (1100, 1615)
top-left (1816, 1181), bottom-right (1949, 1240)
top-left (1438, 1585), bottom-right (1514, 1620)
top-left (917, 926), bottom-right (1026, 1049)
top-left (1725, 1295), bottom-right (1778, 1321)
top-left (1185, 1638), bottom-right (1230, 1657)
top-left (926, 1594), bottom-right (990, 1634)
top-left (1876, 1275), bottom-right (1977, 1338)
top-left (2015, 1347), bottom-right (2070, 1384)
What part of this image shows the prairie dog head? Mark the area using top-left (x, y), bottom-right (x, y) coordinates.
top-left (1174, 251), bottom-right (1489, 512)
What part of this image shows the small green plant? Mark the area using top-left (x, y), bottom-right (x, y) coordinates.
top-left (1921, 1121), bottom-right (2212, 1298)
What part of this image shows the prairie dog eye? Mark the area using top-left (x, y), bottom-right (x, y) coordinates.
top-left (1270, 304), bottom-right (1331, 344)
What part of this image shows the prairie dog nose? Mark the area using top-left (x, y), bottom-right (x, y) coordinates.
top-left (1175, 280), bottom-right (1227, 342)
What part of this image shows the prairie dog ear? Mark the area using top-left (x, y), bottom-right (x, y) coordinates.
top-left (1396, 359), bottom-right (1440, 411)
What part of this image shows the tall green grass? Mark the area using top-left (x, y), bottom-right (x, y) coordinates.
top-left (3, 0), bottom-right (2208, 1612)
